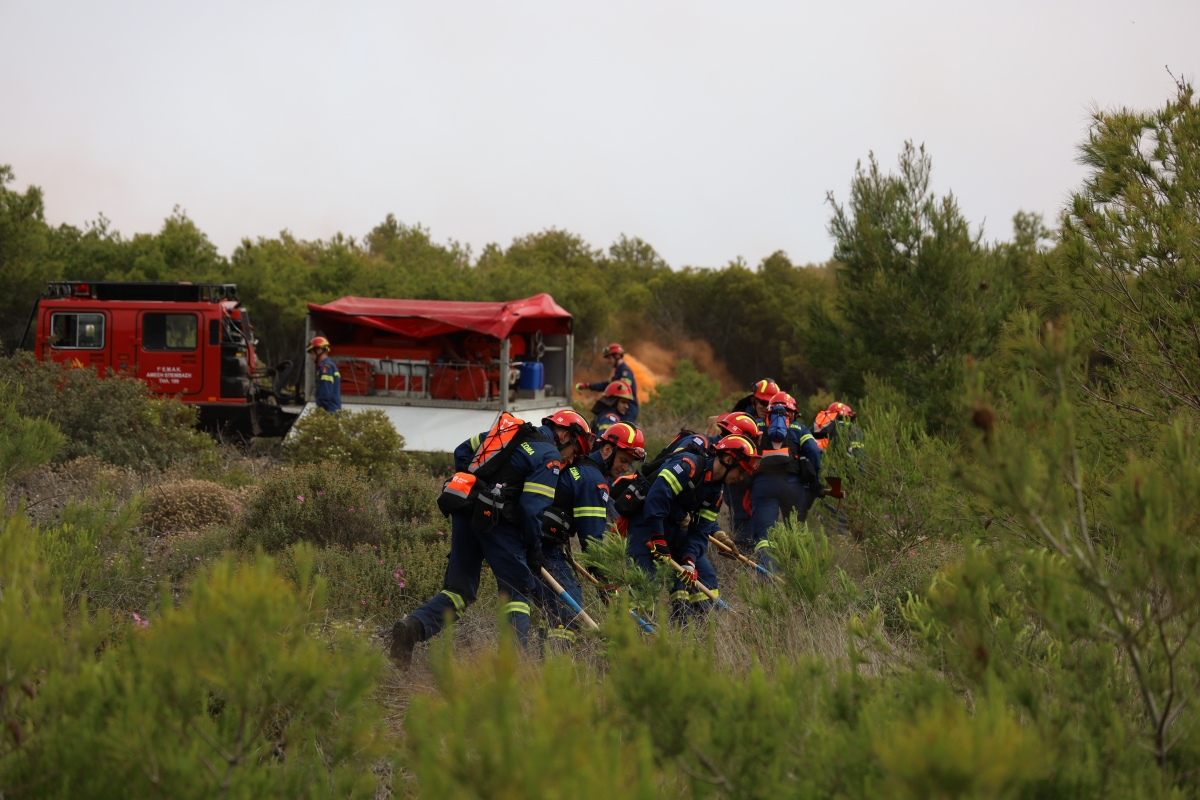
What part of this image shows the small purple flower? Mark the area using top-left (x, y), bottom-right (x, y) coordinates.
top-left (317, 490), bottom-right (325, 496)
top-left (195, 556), bottom-right (201, 561)
top-left (233, 505), bottom-right (240, 512)
top-left (348, 507), bottom-right (355, 513)
top-left (437, 530), bottom-right (445, 536)
top-left (360, 600), bottom-right (367, 606)
top-left (132, 612), bottom-right (149, 628)
top-left (883, 514), bottom-right (890, 519)
top-left (399, 582), bottom-right (405, 589)
top-left (393, 573), bottom-right (400, 578)
top-left (297, 495), bottom-right (305, 503)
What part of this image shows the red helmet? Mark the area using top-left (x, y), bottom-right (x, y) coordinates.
top-left (752, 379), bottom-right (780, 403)
top-left (601, 343), bottom-right (625, 357)
top-left (306, 336), bottom-right (331, 352)
top-left (716, 412), bottom-right (760, 440)
top-left (712, 434), bottom-right (760, 474)
top-left (598, 422), bottom-right (646, 460)
top-left (542, 409), bottom-right (593, 456)
top-left (603, 379), bottom-right (635, 401)
top-left (828, 401), bottom-right (855, 419)
top-left (769, 391), bottom-right (798, 414)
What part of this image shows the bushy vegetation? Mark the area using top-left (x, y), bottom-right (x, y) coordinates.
top-left (282, 407), bottom-right (405, 478)
top-left (140, 479), bottom-right (240, 535)
top-left (2, 81), bottom-right (1199, 797)
top-left (235, 462), bottom-right (388, 552)
top-left (1, 353), bottom-right (215, 471)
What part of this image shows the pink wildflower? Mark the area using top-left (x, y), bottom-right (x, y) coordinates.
top-left (233, 505), bottom-right (240, 512)
top-left (393, 573), bottom-right (400, 579)
top-left (399, 582), bottom-right (405, 589)
top-left (361, 600), bottom-right (367, 606)
top-left (297, 495), bottom-right (305, 503)
top-left (318, 490), bottom-right (325, 496)
top-left (131, 612), bottom-right (149, 628)
top-left (437, 530), bottom-right (445, 536)
top-left (195, 556), bottom-right (201, 561)
top-left (348, 507), bottom-right (355, 513)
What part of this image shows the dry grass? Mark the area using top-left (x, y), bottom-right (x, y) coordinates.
top-left (141, 479), bottom-right (241, 536)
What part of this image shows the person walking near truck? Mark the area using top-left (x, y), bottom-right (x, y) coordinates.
top-left (307, 336), bottom-right (341, 412)
top-left (575, 343), bottom-right (639, 422)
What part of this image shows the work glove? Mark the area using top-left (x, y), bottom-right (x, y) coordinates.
top-left (648, 538), bottom-right (671, 563)
top-left (711, 530), bottom-right (739, 560)
top-left (526, 544), bottom-right (546, 574)
top-left (574, 382), bottom-right (588, 392)
top-left (678, 555), bottom-right (699, 584)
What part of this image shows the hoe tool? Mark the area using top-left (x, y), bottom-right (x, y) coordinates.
top-left (709, 531), bottom-right (784, 584)
top-left (539, 567), bottom-right (601, 631)
top-left (568, 556), bottom-right (656, 633)
top-left (666, 557), bottom-right (735, 613)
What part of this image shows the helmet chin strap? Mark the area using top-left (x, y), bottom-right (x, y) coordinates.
top-left (603, 447), bottom-right (616, 474)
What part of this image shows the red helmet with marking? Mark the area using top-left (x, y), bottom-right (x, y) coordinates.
top-left (715, 411), bottom-right (760, 440)
top-left (598, 421), bottom-right (646, 460)
top-left (752, 379), bottom-right (780, 403)
top-left (828, 401), bottom-right (856, 419)
top-left (712, 434), bottom-right (761, 474)
top-left (603, 379), bottom-right (635, 401)
top-left (306, 336), bottom-right (331, 352)
top-left (601, 343), bottom-right (625, 357)
top-left (542, 409), bottom-right (593, 456)
top-left (769, 391), bottom-right (798, 415)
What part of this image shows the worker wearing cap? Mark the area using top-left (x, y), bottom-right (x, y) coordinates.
top-left (575, 343), bottom-right (638, 423)
top-left (308, 336), bottom-right (341, 413)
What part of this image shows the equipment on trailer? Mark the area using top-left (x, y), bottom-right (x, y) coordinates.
top-left (302, 294), bottom-right (574, 451)
top-left (23, 281), bottom-right (302, 437)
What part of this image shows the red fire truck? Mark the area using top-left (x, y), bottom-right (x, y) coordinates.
top-left (23, 281), bottom-right (302, 436)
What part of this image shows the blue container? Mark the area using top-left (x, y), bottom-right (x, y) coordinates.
top-left (518, 361), bottom-right (545, 391)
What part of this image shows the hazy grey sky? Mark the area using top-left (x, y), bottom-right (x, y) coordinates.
top-left (2, 1), bottom-right (1196, 268)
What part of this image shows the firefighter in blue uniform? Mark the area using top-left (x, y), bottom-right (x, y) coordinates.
top-left (750, 391), bottom-right (822, 571)
top-left (530, 416), bottom-right (609, 646)
top-left (308, 336), bottom-right (341, 412)
top-left (590, 379), bottom-right (635, 437)
top-left (390, 410), bottom-right (588, 669)
top-left (625, 435), bottom-right (759, 617)
top-left (575, 342), bottom-right (639, 423)
top-left (709, 411), bottom-right (762, 551)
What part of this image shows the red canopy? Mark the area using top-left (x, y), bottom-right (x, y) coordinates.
top-left (307, 293), bottom-right (572, 340)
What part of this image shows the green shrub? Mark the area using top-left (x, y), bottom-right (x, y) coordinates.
top-left (39, 490), bottom-right (143, 606)
top-left (140, 479), bottom-right (239, 535)
top-left (382, 464), bottom-right (443, 527)
top-left (282, 408), bottom-right (404, 478)
top-left (0, 385), bottom-right (63, 482)
top-left (3, 353), bottom-right (215, 471)
top-left (235, 462), bottom-right (386, 551)
top-left (2, 533), bottom-right (389, 798)
top-left (277, 536), bottom-right (453, 618)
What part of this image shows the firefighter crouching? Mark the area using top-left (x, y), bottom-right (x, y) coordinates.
top-left (575, 342), bottom-right (639, 423)
top-left (618, 435), bottom-right (760, 618)
top-left (307, 336), bottom-right (341, 413)
top-left (529, 412), bottom-right (609, 646)
top-left (750, 392), bottom-right (822, 571)
top-left (390, 410), bottom-right (582, 669)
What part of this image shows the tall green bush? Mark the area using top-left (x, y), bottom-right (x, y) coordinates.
top-left (282, 408), bottom-right (404, 477)
top-left (235, 462), bottom-right (387, 552)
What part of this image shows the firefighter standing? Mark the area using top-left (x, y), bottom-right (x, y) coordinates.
top-left (390, 411), bottom-right (585, 668)
top-left (625, 435), bottom-right (759, 617)
top-left (590, 380), bottom-right (635, 436)
top-left (308, 336), bottom-right (341, 413)
top-left (750, 392), bottom-right (822, 570)
top-left (575, 343), bottom-right (639, 423)
top-left (530, 414), bottom-right (609, 646)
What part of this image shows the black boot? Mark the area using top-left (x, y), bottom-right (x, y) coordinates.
top-left (390, 616), bottom-right (426, 670)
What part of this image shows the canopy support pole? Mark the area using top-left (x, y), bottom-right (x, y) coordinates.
top-left (500, 336), bottom-right (510, 414)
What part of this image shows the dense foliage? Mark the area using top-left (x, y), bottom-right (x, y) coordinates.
top-left (2, 81), bottom-right (1198, 798)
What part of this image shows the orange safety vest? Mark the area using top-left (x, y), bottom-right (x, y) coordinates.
top-left (812, 409), bottom-right (838, 451)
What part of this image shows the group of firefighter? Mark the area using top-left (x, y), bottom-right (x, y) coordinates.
top-left (314, 338), bottom-right (860, 668)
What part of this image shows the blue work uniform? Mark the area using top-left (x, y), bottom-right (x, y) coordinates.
top-left (314, 358), bottom-right (341, 412)
top-left (585, 360), bottom-right (638, 423)
top-left (713, 417), bottom-right (762, 551)
top-left (591, 410), bottom-right (623, 437)
top-left (531, 456), bottom-right (610, 643)
top-left (625, 450), bottom-right (724, 610)
top-left (409, 425), bottom-right (562, 645)
top-left (750, 417), bottom-right (822, 569)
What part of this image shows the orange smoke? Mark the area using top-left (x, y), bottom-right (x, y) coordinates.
top-left (572, 337), bottom-right (740, 403)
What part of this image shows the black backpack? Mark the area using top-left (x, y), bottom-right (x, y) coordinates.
top-left (612, 430), bottom-right (710, 518)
